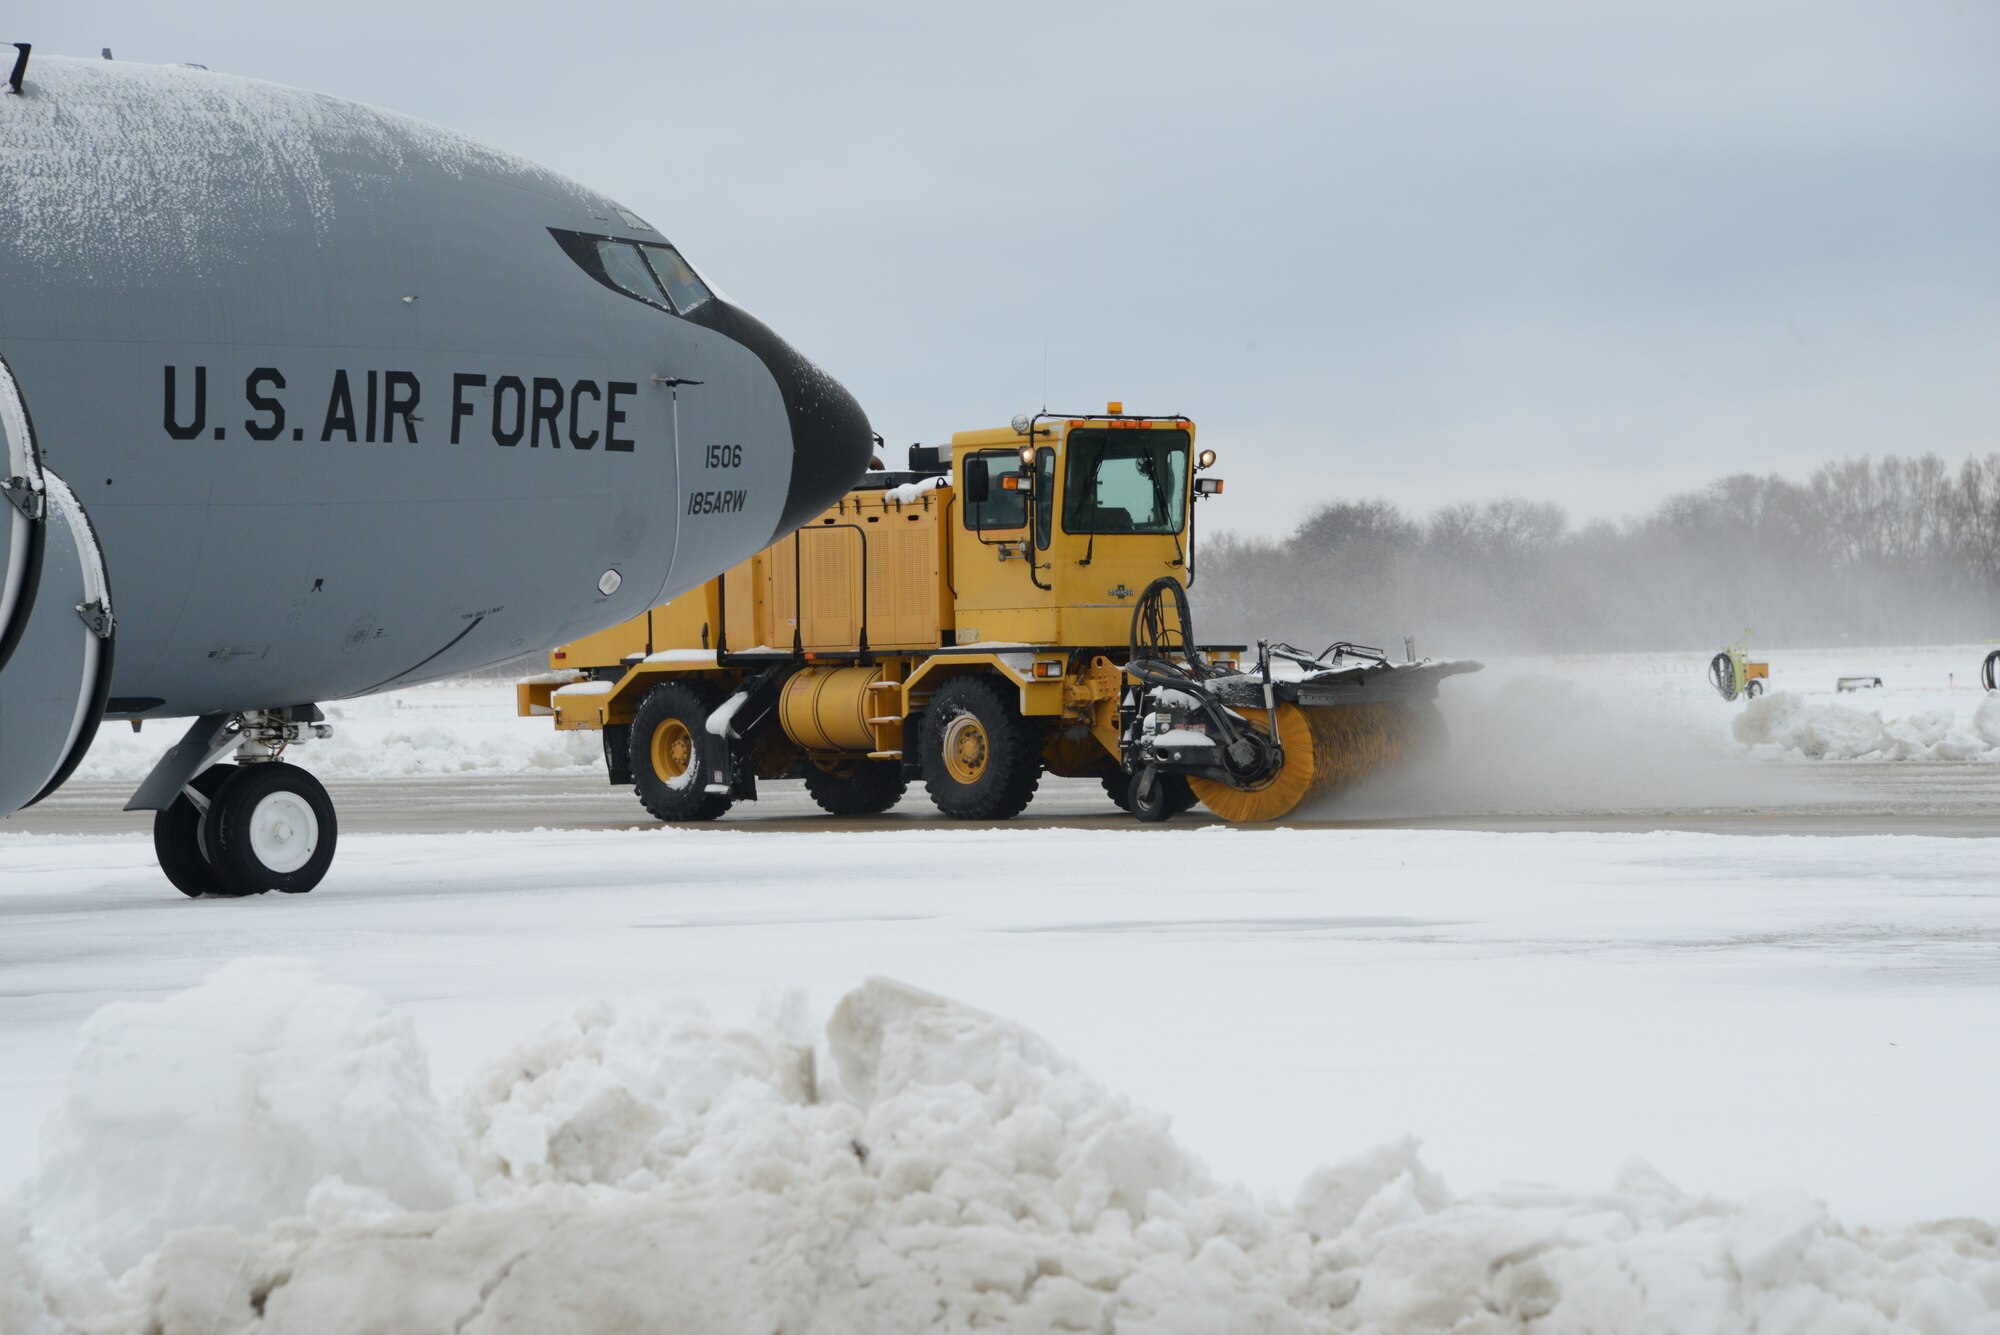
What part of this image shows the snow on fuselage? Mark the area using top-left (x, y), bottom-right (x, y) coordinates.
top-left (0, 54), bottom-right (871, 725)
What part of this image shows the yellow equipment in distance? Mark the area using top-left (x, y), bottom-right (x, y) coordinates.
top-left (1709, 636), bottom-right (1770, 702)
top-left (520, 407), bottom-right (1477, 823)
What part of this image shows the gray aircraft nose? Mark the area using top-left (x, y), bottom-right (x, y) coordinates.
top-left (712, 304), bottom-right (876, 540)
top-left (771, 356), bottom-right (875, 538)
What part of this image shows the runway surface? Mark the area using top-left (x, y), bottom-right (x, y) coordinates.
top-left (16, 762), bottom-right (1998, 838)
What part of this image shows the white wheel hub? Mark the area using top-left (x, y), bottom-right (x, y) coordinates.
top-left (248, 790), bottom-right (318, 873)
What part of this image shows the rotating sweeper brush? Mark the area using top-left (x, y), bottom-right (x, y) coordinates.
top-left (1119, 579), bottom-right (1477, 822)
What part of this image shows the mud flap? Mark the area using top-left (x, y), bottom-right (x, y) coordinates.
top-left (0, 470), bottom-right (114, 817)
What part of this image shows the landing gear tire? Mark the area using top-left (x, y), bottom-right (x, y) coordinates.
top-left (803, 758), bottom-right (907, 815)
top-left (1127, 767), bottom-right (1198, 823)
top-left (153, 765), bottom-right (240, 898)
top-left (632, 680), bottom-right (733, 821)
top-left (920, 676), bottom-right (1041, 820)
top-left (202, 763), bottom-right (337, 895)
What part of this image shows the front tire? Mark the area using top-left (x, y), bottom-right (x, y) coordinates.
top-left (1101, 770), bottom-right (1133, 812)
top-left (203, 763), bottom-right (337, 895)
top-left (153, 765), bottom-right (240, 898)
top-left (631, 681), bottom-right (733, 821)
top-left (1127, 767), bottom-right (1198, 822)
top-left (920, 676), bottom-right (1041, 819)
top-left (803, 759), bottom-right (908, 815)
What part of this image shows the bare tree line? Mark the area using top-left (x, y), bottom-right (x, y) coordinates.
top-left (1192, 454), bottom-right (2000, 654)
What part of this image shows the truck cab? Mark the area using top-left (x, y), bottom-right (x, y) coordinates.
top-left (948, 406), bottom-right (1217, 649)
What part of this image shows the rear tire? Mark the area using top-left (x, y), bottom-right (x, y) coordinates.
top-left (803, 759), bottom-right (907, 815)
top-left (153, 765), bottom-right (239, 898)
top-left (632, 681), bottom-right (733, 821)
top-left (920, 676), bottom-right (1041, 819)
top-left (203, 763), bottom-right (337, 895)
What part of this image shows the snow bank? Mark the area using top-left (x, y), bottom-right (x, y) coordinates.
top-left (1735, 692), bottom-right (2000, 762)
top-left (5, 968), bottom-right (1996, 1333)
top-left (13, 961), bottom-right (466, 1277)
top-left (72, 683), bottom-right (602, 782)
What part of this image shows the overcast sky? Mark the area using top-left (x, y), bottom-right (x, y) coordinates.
top-left (19, 1), bottom-right (1998, 536)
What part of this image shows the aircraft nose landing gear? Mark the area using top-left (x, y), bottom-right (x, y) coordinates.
top-left (139, 708), bottom-right (339, 897)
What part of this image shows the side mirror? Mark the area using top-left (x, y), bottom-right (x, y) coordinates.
top-left (964, 457), bottom-right (990, 504)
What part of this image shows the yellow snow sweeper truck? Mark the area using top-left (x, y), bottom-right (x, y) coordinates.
top-left (519, 407), bottom-right (1480, 823)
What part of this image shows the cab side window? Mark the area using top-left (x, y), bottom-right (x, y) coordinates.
top-left (964, 451), bottom-right (1027, 531)
top-left (1033, 447), bottom-right (1055, 549)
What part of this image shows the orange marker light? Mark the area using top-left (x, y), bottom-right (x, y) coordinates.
top-left (1107, 401), bottom-right (1123, 414)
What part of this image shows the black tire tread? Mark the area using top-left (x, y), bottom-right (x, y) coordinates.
top-left (153, 765), bottom-right (239, 898)
top-left (631, 680), bottom-right (733, 822)
top-left (920, 676), bottom-right (1042, 820)
top-left (803, 760), bottom-right (908, 816)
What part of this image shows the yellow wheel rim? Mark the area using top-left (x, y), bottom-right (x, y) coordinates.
top-left (651, 718), bottom-right (694, 782)
top-left (942, 714), bottom-right (990, 785)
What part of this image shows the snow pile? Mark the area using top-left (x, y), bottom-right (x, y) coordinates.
top-left (72, 684), bottom-right (603, 783)
top-left (882, 475), bottom-right (947, 504)
top-left (1735, 692), bottom-right (2000, 761)
top-left (12, 961), bottom-right (466, 1278)
top-left (5, 968), bottom-right (1998, 1332)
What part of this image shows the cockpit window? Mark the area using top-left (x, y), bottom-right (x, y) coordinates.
top-left (549, 228), bottom-right (722, 323)
top-left (644, 245), bottom-right (712, 313)
top-left (595, 240), bottom-right (667, 306)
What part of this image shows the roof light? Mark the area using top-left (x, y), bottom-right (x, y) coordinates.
top-left (1197, 448), bottom-right (1218, 469)
top-left (1107, 401), bottom-right (1124, 415)
top-left (1011, 414), bottom-right (1031, 435)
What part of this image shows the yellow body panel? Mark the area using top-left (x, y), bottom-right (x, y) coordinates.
top-left (526, 411), bottom-right (1205, 773)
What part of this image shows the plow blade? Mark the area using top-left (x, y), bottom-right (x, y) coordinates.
top-left (1188, 699), bottom-right (1445, 823)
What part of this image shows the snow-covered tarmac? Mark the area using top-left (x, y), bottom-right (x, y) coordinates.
top-left (5, 823), bottom-right (1996, 1225)
top-left (5, 649), bottom-right (1999, 1329)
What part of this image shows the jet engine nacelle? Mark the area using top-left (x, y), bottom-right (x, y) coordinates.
top-left (0, 358), bottom-right (114, 817)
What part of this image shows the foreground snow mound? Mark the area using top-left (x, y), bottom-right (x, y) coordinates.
top-left (6, 974), bottom-right (1998, 1333)
top-left (1734, 691), bottom-right (1999, 762)
top-left (14, 960), bottom-right (467, 1276)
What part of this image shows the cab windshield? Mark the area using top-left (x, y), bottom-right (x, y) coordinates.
top-left (1061, 429), bottom-right (1190, 535)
